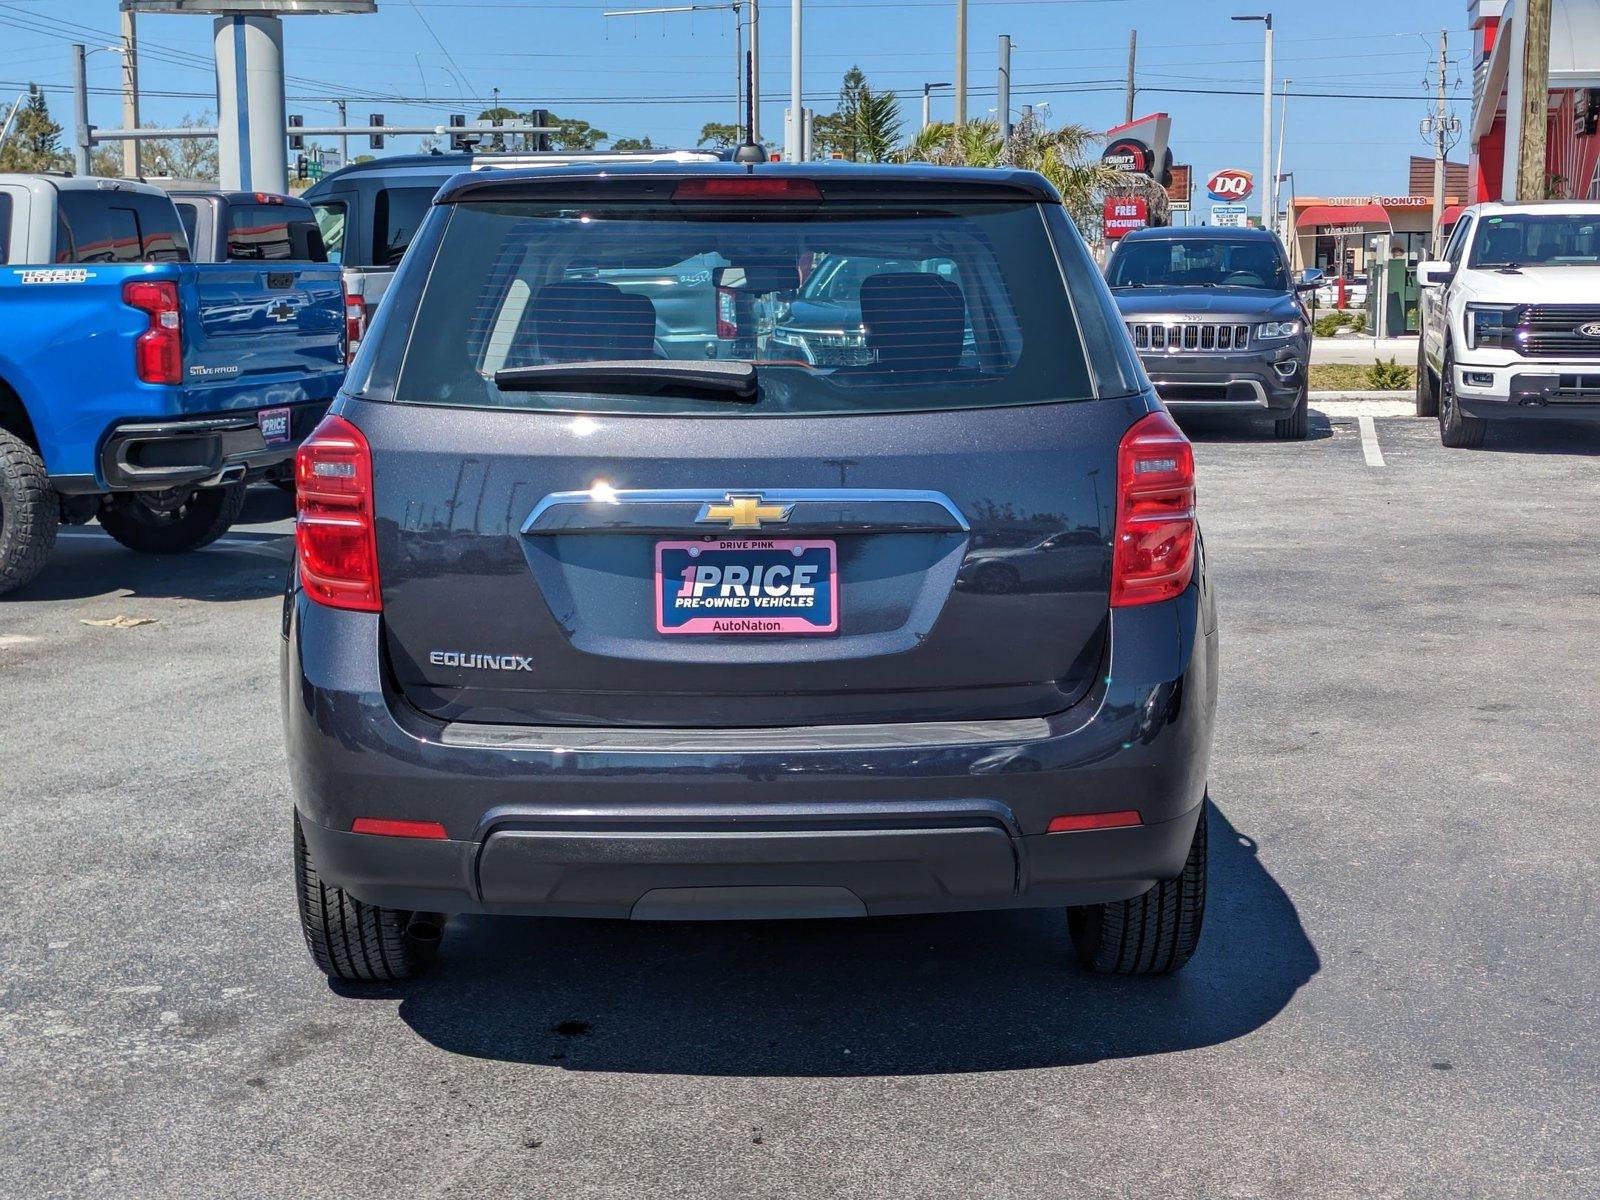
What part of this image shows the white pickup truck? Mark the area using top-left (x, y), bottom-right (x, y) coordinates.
top-left (1416, 201), bottom-right (1600, 447)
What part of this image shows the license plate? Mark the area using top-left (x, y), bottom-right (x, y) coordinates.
top-left (257, 407), bottom-right (291, 445)
top-left (656, 539), bottom-right (838, 635)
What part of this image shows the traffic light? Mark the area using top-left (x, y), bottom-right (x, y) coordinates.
top-left (288, 114), bottom-right (304, 151)
top-left (295, 153), bottom-right (308, 180)
top-left (531, 108), bottom-right (550, 152)
top-left (368, 113), bottom-right (385, 150)
top-left (449, 113), bottom-right (469, 152)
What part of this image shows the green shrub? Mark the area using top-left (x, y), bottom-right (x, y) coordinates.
top-left (1312, 310), bottom-right (1367, 338)
top-left (1364, 357), bottom-right (1412, 390)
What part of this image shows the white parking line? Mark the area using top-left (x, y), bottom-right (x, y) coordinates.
top-left (1357, 415), bottom-right (1386, 468)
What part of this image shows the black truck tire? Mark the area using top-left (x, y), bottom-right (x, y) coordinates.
top-left (1415, 338), bottom-right (1439, 417)
top-left (1273, 383), bottom-right (1310, 441)
top-left (0, 429), bottom-right (59, 596)
top-left (1068, 802), bottom-right (1208, 975)
top-left (97, 482), bottom-right (246, 554)
top-left (1437, 348), bottom-right (1488, 449)
top-left (294, 814), bottom-right (441, 983)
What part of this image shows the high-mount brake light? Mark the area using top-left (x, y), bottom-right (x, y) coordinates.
top-left (123, 279), bottom-right (183, 385)
top-left (1110, 410), bottom-right (1197, 607)
top-left (672, 177), bottom-right (822, 200)
top-left (296, 415), bottom-right (381, 612)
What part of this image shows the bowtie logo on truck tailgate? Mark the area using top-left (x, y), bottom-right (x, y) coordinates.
top-left (265, 299), bottom-right (297, 324)
top-left (696, 493), bottom-right (793, 530)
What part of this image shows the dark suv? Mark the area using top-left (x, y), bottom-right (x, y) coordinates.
top-left (284, 163), bottom-right (1219, 982)
top-left (1107, 225), bottom-right (1320, 439)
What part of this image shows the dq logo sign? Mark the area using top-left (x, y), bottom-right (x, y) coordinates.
top-left (1206, 169), bottom-right (1254, 201)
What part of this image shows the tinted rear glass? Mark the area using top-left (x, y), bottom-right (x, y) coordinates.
top-left (392, 198), bottom-right (1092, 417)
top-left (55, 191), bottom-right (188, 264)
top-left (0, 194), bottom-right (10, 263)
top-left (225, 203), bottom-right (324, 260)
top-left (374, 186), bottom-right (436, 266)
top-left (1108, 237), bottom-right (1287, 290)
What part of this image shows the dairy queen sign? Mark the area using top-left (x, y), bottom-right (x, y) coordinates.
top-left (1206, 169), bottom-right (1254, 202)
top-left (1104, 196), bottom-right (1149, 240)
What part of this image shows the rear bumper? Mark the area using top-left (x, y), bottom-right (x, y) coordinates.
top-left (1138, 343), bottom-right (1306, 414)
top-left (54, 401), bottom-right (329, 494)
top-left (284, 577), bottom-right (1218, 920)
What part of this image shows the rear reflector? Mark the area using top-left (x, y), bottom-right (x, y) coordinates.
top-left (1110, 410), bottom-right (1197, 607)
top-left (673, 177), bottom-right (822, 200)
top-left (351, 818), bottom-right (448, 840)
top-left (1047, 811), bottom-right (1143, 833)
top-left (296, 414), bottom-right (381, 612)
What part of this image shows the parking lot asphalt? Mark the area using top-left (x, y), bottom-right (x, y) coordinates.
top-left (3, 410), bottom-right (1598, 1200)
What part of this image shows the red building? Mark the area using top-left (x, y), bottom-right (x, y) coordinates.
top-left (1471, 0), bottom-right (1600, 201)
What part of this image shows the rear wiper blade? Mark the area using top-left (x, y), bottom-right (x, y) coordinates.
top-left (493, 359), bottom-right (758, 402)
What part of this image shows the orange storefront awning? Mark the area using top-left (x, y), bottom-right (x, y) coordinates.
top-left (1441, 203), bottom-right (1467, 226)
top-left (1296, 202), bottom-right (1391, 230)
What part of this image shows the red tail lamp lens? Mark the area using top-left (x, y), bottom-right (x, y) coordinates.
top-left (1111, 410), bottom-right (1197, 607)
top-left (123, 279), bottom-right (183, 385)
top-left (296, 415), bottom-right (381, 612)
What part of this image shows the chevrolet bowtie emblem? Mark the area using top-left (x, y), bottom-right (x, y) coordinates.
top-left (697, 493), bottom-right (793, 530)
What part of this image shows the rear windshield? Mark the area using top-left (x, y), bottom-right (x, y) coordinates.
top-left (226, 203), bottom-right (326, 261)
top-left (0, 194), bottom-right (10, 263)
top-left (1108, 237), bottom-right (1287, 291)
top-left (393, 198), bottom-right (1092, 417)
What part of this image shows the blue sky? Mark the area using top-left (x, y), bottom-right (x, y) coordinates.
top-left (2, 0), bottom-right (1473, 196)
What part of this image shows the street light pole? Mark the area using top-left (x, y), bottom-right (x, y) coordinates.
top-left (921, 81), bottom-right (950, 132)
top-left (1233, 13), bottom-right (1273, 230)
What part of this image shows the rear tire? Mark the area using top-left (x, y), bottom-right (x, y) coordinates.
top-left (1068, 801), bottom-right (1207, 975)
top-left (293, 813), bottom-right (441, 983)
top-left (0, 429), bottom-right (59, 596)
top-left (97, 482), bottom-right (246, 554)
top-left (1273, 383), bottom-right (1309, 441)
top-left (1415, 339), bottom-right (1439, 417)
top-left (1437, 349), bottom-right (1487, 449)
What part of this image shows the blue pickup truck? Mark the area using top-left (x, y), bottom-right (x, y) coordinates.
top-left (0, 174), bottom-right (345, 594)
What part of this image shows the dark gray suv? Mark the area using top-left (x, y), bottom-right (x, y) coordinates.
top-left (283, 163), bottom-right (1219, 982)
top-left (1107, 226), bottom-right (1320, 439)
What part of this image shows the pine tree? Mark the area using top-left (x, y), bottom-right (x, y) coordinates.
top-left (0, 85), bottom-right (69, 173)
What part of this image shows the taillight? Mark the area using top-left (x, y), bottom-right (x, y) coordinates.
top-left (715, 285), bottom-right (738, 340)
top-left (1111, 410), bottom-right (1196, 607)
top-left (344, 292), bottom-right (368, 364)
top-left (351, 817), bottom-right (447, 839)
top-left (123, 279), bottom-right (182, 385)
top-left (295, 415), bottom-right (380, 612)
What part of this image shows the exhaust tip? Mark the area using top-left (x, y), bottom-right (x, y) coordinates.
top-left (405, 915), bottom-right (445, 944)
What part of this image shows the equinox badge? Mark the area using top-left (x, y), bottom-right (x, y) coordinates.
top-left (696, 493), bottom-right (793, 530)
top-left (429, 650), bottom-right (533, 671)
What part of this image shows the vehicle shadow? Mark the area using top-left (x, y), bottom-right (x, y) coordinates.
top-left (1173, 410), bottom-right (1336, 443)
top-left (8, 486), bottom-right (294, 604)
top-left (365, 803), bottom-right (1319, 1077)
top-left (1476, 420), bottom-right (1600, 456)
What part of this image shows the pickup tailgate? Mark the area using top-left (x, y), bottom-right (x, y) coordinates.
top-left (181, 262), bottom-right (344, 413)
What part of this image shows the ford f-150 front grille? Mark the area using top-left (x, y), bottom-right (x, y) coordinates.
top-left (1516, 305), bottom-right (1600, 359)
top-left (1127, 322), bottom-right (1252, 353)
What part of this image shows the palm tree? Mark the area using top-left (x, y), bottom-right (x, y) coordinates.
top-left (901, 112), bottom-right (1157, 237)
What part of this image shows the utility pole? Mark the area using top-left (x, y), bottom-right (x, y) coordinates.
top-left (954, 0), bottom-right (967, 125)
top-left (788, 0), bottom-right (801, 160)
top-left (336, 98), bottom-right (348, 164)
top-left (748, 0), bottom-right (760, 145)
top-left (1516, 0), bottom-right (1552, 201)
top-left (998, 35), bottom-right (1012, 143)
top-left (72, 44), bottom-right (90, 177)
top-left (1124, 29), bottom-right (1137, 125)
top-left (120, 8), bottom-right (140, 178)
top-left (1232, 14), bottom-right (1273, 229)
top-left (1432, 30), bottom-right (1449, 253)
